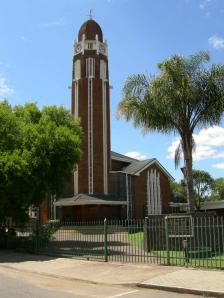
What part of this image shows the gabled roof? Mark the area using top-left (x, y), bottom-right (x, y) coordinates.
top-left (111, 151), bottom-right (138, 163)
top-left (122, 159), bottom-right (155, 175)
top-left (111, 151), bottom-right (174, 180)
top-left (123, 158), bottom-right (174, 180)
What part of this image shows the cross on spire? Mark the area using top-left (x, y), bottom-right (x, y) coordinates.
top-left (88, 9), bottom-right (94, 20)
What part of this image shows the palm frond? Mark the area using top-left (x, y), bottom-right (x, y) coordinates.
top-left (174, 141), bottom-right (182, 169)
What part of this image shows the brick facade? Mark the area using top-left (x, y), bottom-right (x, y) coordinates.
top-left (133, 165), bottom-right (171, 219)
top-left (72, 38), bottom-right (111, 195)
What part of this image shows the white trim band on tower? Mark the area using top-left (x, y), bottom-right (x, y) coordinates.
top-left (101, 59), bottom-right (108, 194)
top-left (88, 78), bottom-right (94, 194)
top-left (73, 80), bottom-right (79, 194)
top-left (102, 80), bottom-right (108, 194)
top-left (74, 81), bottom-right (79, 118)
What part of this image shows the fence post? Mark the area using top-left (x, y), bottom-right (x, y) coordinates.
top-left (182, 239), bottom-right (189, 265)
top-left (165, 216), bottom-right (170, 265)
top-left (104, 218), bottom-right (108, 262)
top-left (35, 219), bottom-right (39, 253)
top-left (144, 217), bottom-right (150, 252)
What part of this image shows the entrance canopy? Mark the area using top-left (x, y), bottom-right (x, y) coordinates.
top-left (54, 193), bottom-right (127, 207)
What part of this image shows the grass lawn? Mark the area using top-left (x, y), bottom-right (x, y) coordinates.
top-left (126, 231), bottom-right (224, 269)
top-left (153, 250), bottom-right (224, 269)
top-left (126, 231), bottom-right (144, 248)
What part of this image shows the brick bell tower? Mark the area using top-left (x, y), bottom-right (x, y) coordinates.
top-left (71, 17), bottom-right (111, 195)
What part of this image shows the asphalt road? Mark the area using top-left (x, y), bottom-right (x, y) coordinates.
top-left (0, 267), bottom-right (205, 298)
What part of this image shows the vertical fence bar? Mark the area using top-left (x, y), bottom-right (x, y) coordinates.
top-left (221, 217), bottom-right (224, 269)
top-left (143, 218), bottom-right (149, 261)
top-left (34, 219), bottom-right (39, 253)
top-left (217, 216), bottom-right (221, 269)
top-left (104, 218), bottom-right (108, 262)
top-left (213, 216), bottom-right (216, 268)
top-left (164, 216), bottom-right (170, 266)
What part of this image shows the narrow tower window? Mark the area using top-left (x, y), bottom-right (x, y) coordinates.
top-left (88, 43), bottom-right (93, 49)
top-left (74, 59), bottom-right (81, 80)
top-left (100, 60), bottom-right (107, 80)
top-left (86, 58), bottom-right (95, 78)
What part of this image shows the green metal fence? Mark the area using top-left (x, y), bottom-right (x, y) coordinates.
top-left (1, 215), bottom-right (224, 269)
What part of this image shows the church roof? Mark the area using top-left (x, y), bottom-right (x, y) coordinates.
top-left (78, 19), bottom-right (103, 42)
top-left (111, 150), bottom-right (174, 180)
top-left (111, 151), bottom-right (138, 163)
top-left (122, 159), bottom-right (155, 175)
top-left (54, 193), bottom-right (126, 207)
top-left (123, 158), bottom-right (174, 180)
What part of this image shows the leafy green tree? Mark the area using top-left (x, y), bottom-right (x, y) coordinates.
top-left (0, 101), bottom-right (82, 223)
top-left (211, 178), bottom-right (224, 201)
top-left (117, 52), bottom-right (224, 212)
top-left (170, 181), bottom-right (187, 203)
top-left (192, 169), bottom-right (214, 210)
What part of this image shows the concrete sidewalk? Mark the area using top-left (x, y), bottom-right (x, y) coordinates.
top-left (140, 269), bottom-right (224, 297)
top-left (0, 251), bottom-right (223, 297)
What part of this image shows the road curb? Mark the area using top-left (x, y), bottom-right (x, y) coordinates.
top-left (137, 283), bottom-right (224, 297)
top-left (1, 264), bottom-right (224, 297)
top-left (0, 264), bottom-right (137, 288)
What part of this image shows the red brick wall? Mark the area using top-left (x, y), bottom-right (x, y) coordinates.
top-left (133, 171), bottom-right (147, 219)
top-left (133, 164), bottom-right (171, 218)
top-left (77, 78), bottom-right (89, 193)
top-left (72, 50), bottom-right (111, 194)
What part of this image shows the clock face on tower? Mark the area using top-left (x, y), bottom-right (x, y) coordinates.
top-left (75, 43), bottom-right (82, 54)
top-left (99, 44), bottom-right (106, 54)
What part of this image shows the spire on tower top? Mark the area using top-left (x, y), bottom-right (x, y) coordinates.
top-left (88, 9), bottom-right (94, 20)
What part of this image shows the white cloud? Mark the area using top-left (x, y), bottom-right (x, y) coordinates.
top-left (167, 126), bottom-right (224, 162)
top-left (215, 152), bottom-right (224, 158)
top-left (38, 17), bottom-right (66, 28)
top-left (195, 126), bottom-right (224, 147)
top-left (0, 75), bottom-right (14, 96)
top-left (212, 163), bottom-right (224, 169)
top-left (208, 35), bottom-right (224, 49)
top-left (125, 151), bottom-right (147, 160)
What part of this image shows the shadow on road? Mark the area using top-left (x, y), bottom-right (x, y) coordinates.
top-left (0, 250), bottom-right (60, 263)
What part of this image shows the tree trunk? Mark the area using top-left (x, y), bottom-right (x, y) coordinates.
top-left (182, 134), bottom-right (195, 213)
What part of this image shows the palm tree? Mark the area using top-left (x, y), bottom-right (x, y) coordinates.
top-left (117, 52), bottom-right (224, 212)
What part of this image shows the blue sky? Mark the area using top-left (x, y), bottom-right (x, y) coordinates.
top-left (0, 0), bottom-right (224, 181)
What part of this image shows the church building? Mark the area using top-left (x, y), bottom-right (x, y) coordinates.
top-left (40, 17), bottom-right (173, 222)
